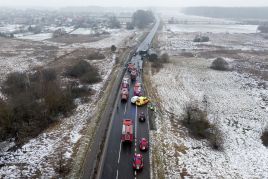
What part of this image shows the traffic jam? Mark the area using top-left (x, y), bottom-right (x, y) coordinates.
top-left (120, 57), bottom-right (150, 172)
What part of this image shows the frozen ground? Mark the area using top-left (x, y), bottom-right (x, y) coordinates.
top-left (44, 26), bottom-right (74, 33)
top-left (167, 24), bottom-right (258, 34)
top-left (0, 24), bottom-right (22, 33)
top-left (16, 33), bottom-right (53, 41)
top-left (0, 37), bottom-right (58, 82)
top-left (0, 55), bottom-right (116, 178)
top-left (149, 58), bottom-right (268, 178)
top-left (71, 28), bottom-right (95, 35)
top-left (159, 24), bottom-right (268, 55)
top-left (0, 28), bottom-right (140, 178)
top-left (79, 29), bottom-right (140, 49)
top-left (149, 17), bottom-right (268, 178)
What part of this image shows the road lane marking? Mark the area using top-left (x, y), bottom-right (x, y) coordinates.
top-left (117, 141), bottom-right (122, 164)
top-left (135, 105), bottom-right (138, 149)
top-left (124, 102), bottom-right (128, 115)
top-left (134, 171), bottom-right (137, 176)
top-left (116, 170), bottom-right (119, 179)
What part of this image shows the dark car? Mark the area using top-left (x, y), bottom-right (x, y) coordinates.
top-left (139, 112), bottom-right (146, 122)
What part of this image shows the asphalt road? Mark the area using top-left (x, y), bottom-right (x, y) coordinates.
top-left (99, 18), bottom-right (159, 179)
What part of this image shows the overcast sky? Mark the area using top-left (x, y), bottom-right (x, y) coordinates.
top-left (1, 0), bottom-right (268, 7)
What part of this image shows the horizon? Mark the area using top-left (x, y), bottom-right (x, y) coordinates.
top-left (1, 0), bottom-right (268, 8)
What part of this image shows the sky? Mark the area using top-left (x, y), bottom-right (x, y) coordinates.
top-left (1, 0), bottom-right (268, 7)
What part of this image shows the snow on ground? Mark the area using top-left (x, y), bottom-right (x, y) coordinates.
top-left (44, 26), bottom-right (75, 33)
top-left (160, 12), bottom-right (238, 25)
top-left (0, 37), bottom-right (59, 82)
top-left (0, 54), bottom-right (116, 178)
top-left (167, 24), bottom-right (258, 34)
top-left (150, 58), bottom-right (268, 178)
top-left (160, 24), bottom-right (268, 55)
top-left (71, 28), bottom-right (95, 35)
top-left (16, 33), bottom-right (52, 41)
top-left (0, 24), bottom-right (22, 33)
top-left (71, 27), bottom-right (121, 35)
top-left (150, 15), bottom-right (268, 178)
top-left (81, 29), bottom-right (138, 49)
top-left (0, 55), bottom-right (44, 80)
top-left (0, 26), bottom-right (140, 178)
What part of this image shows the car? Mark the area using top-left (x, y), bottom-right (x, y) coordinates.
top-left (134, 82), bottom-right (142, 96)
top-left (139, 112), bottom-right (146, 122)
top-left (133, 153), bottom-right (144, 170)
top-left (136, 96), bottom-right (149, 106)
top-left (131, 96), bottom-right (139, 104)
top-left (130, 70), bottom-right (137, 81)
top-left (121, 88), bottom-right (129, 101)
top-left (121, 82), bottom-right (129, 89)
top-left (139, 138), bottom-right (148, 151)
top-left (121, 119), bottom-right (133, 143)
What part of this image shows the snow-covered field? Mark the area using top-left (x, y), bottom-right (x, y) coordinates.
top-left (150, 58), bottom-right (268, 178)
top-left (160, 24), bottom-right (268, 55)
top-left (149, 17), bottom-right (268, 178)
top-left (71, 28), bottom-right (95, 35)
top-left (0, 55), bottom-right (116, 178)
top-left (80, 29), bottom-right (140, 49)
top-left (16, 33), bottom-right (53, 41)
top-left (0, 28), bottom-right (140, 178)
top-left (167, 24), bottom-right (258, 34)
top-left (0, 37), bottom-right (58, 82)
top-left (0, 24), bottom-right (22, 33)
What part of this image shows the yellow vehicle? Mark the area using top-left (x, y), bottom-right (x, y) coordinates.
top-left (136, 96), bottom-right (149, 106)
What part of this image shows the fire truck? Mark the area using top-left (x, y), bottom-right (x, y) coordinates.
top-left (121, 119), bottom-right (133, 143)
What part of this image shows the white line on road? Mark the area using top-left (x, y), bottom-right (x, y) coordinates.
top-left (135, 105), bottom-right (138, 149)
top-left (124, 102), bottom-right (128, 115)
top-left (117, 141), bottom-right (122, 164)
top-left (134, 171), bottom-right (137, 176)
top-left (116, 169), bottom-right (119, 179)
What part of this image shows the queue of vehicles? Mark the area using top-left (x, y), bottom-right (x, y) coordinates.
top-left (120, 62), bottom-right (150, 172)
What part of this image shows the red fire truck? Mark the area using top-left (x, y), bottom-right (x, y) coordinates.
top-left (121, 119), bottom-right (133, 143)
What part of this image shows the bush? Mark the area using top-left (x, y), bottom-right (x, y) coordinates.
top-left (258, 25), bottom-right (268, 33)
top-left (150, 53), bottom-right (169, 73)
top-left (68, 83), bottom-right (91, 100)
top-left (87, 52), bottom-right (105, 60)
top-left (3, 72), bottom-right (28, 96)
top-left (148, 53), bottom-right (158, 61)
top-left (65, 60), bottom-right (101, 84)
top-left (126, 22), bottom-right (134, 30)
top-left (159, 53), bottom-right (169, 63)
top-left (211, 57), bottom-right (229, 71)
top-left (181, 102), bottom-right (224, 150)
top-left (53, 28), bottom-right (67, 38)
top-left (0, 99), bottom-right (13, 140)
top-left (193, 35), bottom-right (210, 42)
top-left (44, 82), bottom-right (74, 117)
top-left (151, 62), bottom-right (163, 69)
top-left (209, 125), bottom-right (224, 150)
top-left (0, 69), bottom-right (75, 144)
top-left (261, 130), bottom-right (268, 147)
top-left (111, 45), bottom-right (117, 52)
top-left (182, 103), bottom-right (209, 138)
